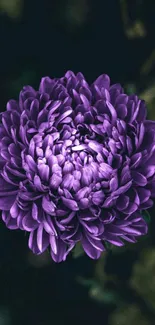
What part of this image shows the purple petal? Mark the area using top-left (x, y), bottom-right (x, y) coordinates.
top-left (126, 136), bottom-right (133, 155)
top-left (144, 120), bottom-right (155, 133)
top-left (136, 188), bottom-right (151, 204)
top-left (22, 212), bottom-right (38, 231)
top-left (106, 101), bottom-right (117, 124)
top-left (37, 224), bottom-right (49, 253)
top-left (10, 201), bottom-right (19, 218)
top-left (50, 173), bottom-right (62, 189)
top-left (122, 202), bottom-right (138, 215)
top-left (130, 100), bottom-right (140, 123)
top-left (109, 176), bottom-right (118, 192)
top-left (81, 166), bottom-right (93, 186)
top-left (0, 195), bottom-right (16, 211)
top-left (26, 155), bottom-right (37, 172)
top-left (92, 191), bottom-right (105, 205)
top-left (112, 181), bottom-right (132, 196)
top-left (131, 171), bottom-right (147, 186)
top-left (104, 224), bottom-right (125, 236)
top-left (81, 220), bottom-right (99, 235)
top-left (85, 233), bottom-right (105, 251)
top-left (93, 74), bottom-right (110, 90)
top-left (61, 211), bottom-right (76, 225)
top-left (80, 94), bottom-right (90, 107)
top-left (50, 238), bottom-right (67, 263)
top-left (2, 210), bottom-right (9, 222)
top-left (61, 174), bottom-right (74, 190)
top-left (80, 210), bottom-right (97, 221)
top-left (6, 164), bottom-right (25, 178)
top-left (39, 76), bottom-right (54, 94)
top-left (42, 195), bottom-right (56, 215)
top-left (130, 153), bottom-right (142, 169)
top-left (72, 144), bottom-right (87, 152)
top-left (140, 199), bottom-right (153, 210)
top-left (63, 243), bottom-right (75, 261)
top-left (62, 161), bottom-right (74, 174)
top-left (79, 198), bottom-right (90, 209)
top-left (104, 234), bottom-right (124, 246)
top-left (28, 231), bottom-right (41, 255)
top-left (0, 177), bottom-right (18, 196)
top-left (62, 197), bottom-right (79, 211)
top-left (55, 109), bottom-right (72, 127)
top-left (136, 100), bottom-right (147, 122)
top-left (120, 167), bottom-right (131, 185)
top-left (102, 196), bottom-right (118, 208)
top-left (116, 195), bottom-right (129, 211)
top-left (17, 210), bottom-right (24, 229)
top-left (116, 104), bottom-right (127, 119)
top-left (99, 163), bottom-right (113, 178)
top-left (121, 226), bottom-right (142, 236)
top-left (38, 164), bottom-right (50, 182)
top-left (8, 143), bottom-right (20, 157)
top-left (32, 203), bottom-right (38, 220)
top-left (43, 215), bottom-right (57, 236)
top-left (81, 235), bottom-right (102, 259)
top-left (34, 175), bottom-right (47, 192)
top-left (5, 214), bottom-right (18, 229)
top-left (88, 141), bottom-right (102, 153)
top-left (49, 234), bottom-right (57, 255)
top-left (19, 190), bottom-right (42, 201)
top-left (138, 123), bottom-right (145, 148)
top-left (75, 187), bottom-right (90, 201)
top-left (121, 235), bottom-right (137, 243)
top-left (143, 165), bottom-right (155, 178)
top-left (115, 94), bottom-right (128, 106)
top-left (7, 99), bottom-right (19, 112)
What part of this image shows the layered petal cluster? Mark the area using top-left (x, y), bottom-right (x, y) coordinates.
top-left (0, 71), bottom-right (154, 262)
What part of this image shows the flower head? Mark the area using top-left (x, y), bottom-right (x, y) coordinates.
top-left (0, 71), bottom-right (154, 262)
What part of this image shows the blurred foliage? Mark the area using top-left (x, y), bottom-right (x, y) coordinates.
top-left (109, 305), bottom-right (151, 325)
top-left (0, 308), bottom-right (11, 325)
top-left (72, 242), bottom-right (85, 258)
top-left (130, 249), bottom-right (155, 310)
top-left (27, 250), bottom-right (51, 268)
top-left (65, 0), bottom-right (89, 28)
top-left (120, 0), bottom-right (146, 39)
top-left (0, 0), bottom-right (23, 19)
top-left (139, 84), bottom-right (155, 120)
top-left (140, 50), bottom-right (155, 76)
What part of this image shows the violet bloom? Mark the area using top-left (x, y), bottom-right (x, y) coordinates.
top-left (0, 71), bottom-right (154, 262)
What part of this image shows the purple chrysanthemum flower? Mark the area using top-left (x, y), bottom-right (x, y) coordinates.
top-left (0, 71), bottom-right (155, 262)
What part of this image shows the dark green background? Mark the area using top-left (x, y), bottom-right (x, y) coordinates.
top-left (0, 1), bottom-right (155, 324)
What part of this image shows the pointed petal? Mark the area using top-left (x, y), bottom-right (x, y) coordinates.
top-left (37, 224), bottom-right (49, 253)
top-left (62, 197), bottom-right (79, 211)
top-left (42, 195), bottom-right (56, 215)
top-left (81, 235), bottom-right (101, 259)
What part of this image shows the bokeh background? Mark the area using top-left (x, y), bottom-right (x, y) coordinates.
top-left (0, 0), bottom-right (155, 324)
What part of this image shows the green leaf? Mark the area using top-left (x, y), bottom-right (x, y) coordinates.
top-left (72, 242), bottom-right (84, 258)
top-left (142, 210), bottom-right (151, 224)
